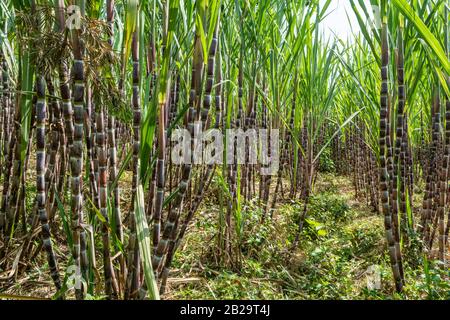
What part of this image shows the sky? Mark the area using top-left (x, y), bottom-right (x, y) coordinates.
top-left (319, 0), bottom-right (373, 41)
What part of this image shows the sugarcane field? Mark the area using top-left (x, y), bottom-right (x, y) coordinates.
top-left (0, 0), bottom-right (449, 302)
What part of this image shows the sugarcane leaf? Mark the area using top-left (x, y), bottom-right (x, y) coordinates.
top-left (54, 190), bottom-right (73, 247)
top-left (122, 0), bottom-right (138, 76)
top-left (108, 146), bottom-right (132, 198)
top-left (19, 50), bottom-right (34, 163)
top-left (392, 0), bottom-right (450, 75)
top-left (195, 11), bottom-right (208, 64)
top-left (87, 197), bottom-right (107, 225)
top-left (134, 183), bottom-right (160, 300)
top-left (405, 188), bottom-right (413, 230)
top-left (350, 0), bottom-right (381, 66)
top-left (313, 107), bottom-right (366, 164)
top-left (163, 186), bottom-right (181, 209)
top-left (207, 0), bottom-right (220, 49)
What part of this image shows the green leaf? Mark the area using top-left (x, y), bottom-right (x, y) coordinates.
top-left (195, 12), bottom-right (208, 64)
top-left (122, 0), bottom-right (139, 76)
top-left (392, 0), bottom-right (450, 75)
top-left (134, 183), bottom-right (160, 300)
